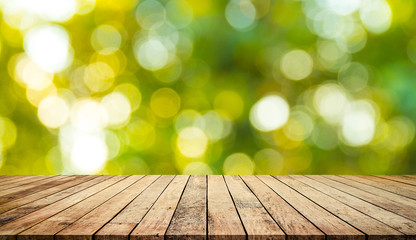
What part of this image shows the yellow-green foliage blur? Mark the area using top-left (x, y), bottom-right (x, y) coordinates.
top-left (0, 0), bottom-right (415, 175)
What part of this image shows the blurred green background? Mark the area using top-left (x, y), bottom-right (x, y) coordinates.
top-left (0, 0), bottom-right (415, 175)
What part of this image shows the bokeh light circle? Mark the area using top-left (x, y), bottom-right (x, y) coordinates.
top-left (250, 94), bottom-right (290, 132)
top-left (24, 24), bottom-right (73, 73)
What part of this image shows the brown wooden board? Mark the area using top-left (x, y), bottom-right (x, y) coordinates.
top-left (259, 175), bottom-right (365, 240)
top-left (130, 175), bottom-right (189, 240)
top-left (224, 175), bottom-right (285, 240)
top-left (277, 175), bottom-right (405, 240)
top-left (95, 175), bottom-right (174, 240)
top-left (207, 175), bottom-right (245, 240)
top-left (0, 175), bottom-right (414, 240)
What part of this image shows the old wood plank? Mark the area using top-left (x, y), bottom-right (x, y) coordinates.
top-left (0, 175), bottom-right (126, 240)
top-left (224, 175), bottom-right (285, 240)
top-left (0, 177), bottom-right (75, 208)
top-left (165, 175), bottom-right (206, 240)
top-left (0, 176), bottom-right (22, 183)
top-left (207, 175), bottom-right (245, 240)
top-left (18, 176), bottom-right (143, 240)
top-left (0, 175), bottom-right (100, 225)
top-left (322, 175), bottom-right (416, 220)
top-left (0, 176), bottom-right (56, 191)
top-left (130, 175), bottom-right (189, 240)
top-left (0, 175), bottom-right (69, 200)
top-left (241, 175), bottom-right (324, 240)
top-left (375, 176), bottom-right (416, 186)
top-left (339, 175), bottom-right (416, 200)
top-left (258, 175), bottom-right (364, 240)
top-left (277, 175), bottom-right (405, 240)
top-left (302, 175), bottom-right (416, 239)
top-left (95, 175), bottom-right (174, 240)
top-left (55, 175), bottom-right (159, 240)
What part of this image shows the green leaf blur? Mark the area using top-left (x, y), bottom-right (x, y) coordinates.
top-left (0, 0), bottom-right (415, 175)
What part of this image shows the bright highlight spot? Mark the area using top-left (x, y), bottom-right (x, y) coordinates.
top-left (101, 92), bottom-right (131, 126)
top-left (38, 95), bottom-right (69, 128)
top-left (223, 153), bottom-right (254, 174)
top-left (24, 24), bottom-right (73, 73)
top-left (250, 94), bottom-right (290, 132)
top-left (314, 83), bottom-right (349, 124)
top-left (14, 55), bottom-right (54, 90)
top-left (225, 0), bottom-right (256, 31)
top-left (341, 100), bottom-right (376, 147)
top-left (280, 49), bottom-right (313, 81)
top-left (177, 126), bottom-right (208, 158)
top-left (71, 134), bottom-right (108, 174)
top-left (135, 38), bottom-right (170, 71)
top-left (360, 0), bottom-right (392, 34)
top-left (70, 99), bottom-right (108, 132)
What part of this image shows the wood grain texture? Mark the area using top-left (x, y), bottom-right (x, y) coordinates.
top-left (224, 175), bottom-right (285, 240)
top-left (166, 175), bottom-right (206, 240)
top-left (241, 175), bottom-right (324, 240)
top-left (375, 175), bottom-right (416, 186)
top-left (339, 175), bottom-right (416, 200)
top-left (207, 175), bottom-right (245, 240)
top-left (95, 175), bottom-right (174, 240)
top-left (0, 175), bottom-right (98, 224)
top-left (301, 175), bottom-right (416, 239)
top-left (322, 175), bottom-right (416, 220)
top-left (0, 175), bottom-right (414, 240)
top-left (18, 176), bottom-right (142, 240)
top-left (0, 176), bottom-right (50, 189)
top-left (56, 175), bottom-right (158, 240)
top-left (130, 175), bottom-right (189, 240)
top-left (277, 175), bottom-right (405, 240)
top-left (0, 176), bottom-right (58, 194)
top-left (0, 176), bottom-right (125, 240)
top-left (259, 175), bottom-right (365, 240)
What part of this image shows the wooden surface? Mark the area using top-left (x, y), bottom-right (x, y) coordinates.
top-left (0, 175), bottom-right (415, 240)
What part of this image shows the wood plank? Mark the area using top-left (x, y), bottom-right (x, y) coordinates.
top-left (302, 175), bottom-right (416, 239)
top-left (375, 176), bottom-right (416, 186)
top-left (258, 175), bottom-right (365, 240)
top-left (0, 176), bottom-right (22, 183)
top-left (130, 175), bottom-right (189, 240)
top-left (0, 176), bottom-right (55, 191)
top-left (165, 175), bottom-right (206, 240)
top-left (95, 175), bottom-right (175, 240)
top-left (0, 176), bottom-right (39, 185)
top-left (0, 175), bottom-right (68, 200)
top-left (0, 176), bottom-right (77, 207)
top-left (55, 175), bottom-right (159, 240)
top-left (206, 175), bottom-right (245, 240)
top-left (277, 175), bottom-right (405, 240)
top-left (322, 175), bottom-right (416, 220)
top-left (0, 175), bottom-right (101, 225)
top-left (241, 175), bottom-right (324, 240)
top-left (339, 175), bottom-right (416, 200)
top-left (0, 175), bottom-right (126, 240)
top-left (224, 175), bottom-right (285, 240)
top-left (18, 176), bottom-right (143, 240)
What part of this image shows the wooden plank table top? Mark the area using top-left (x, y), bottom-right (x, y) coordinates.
top-left (0, 175), bottom-right (415, 240)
